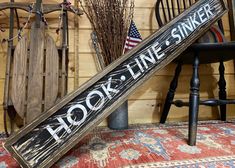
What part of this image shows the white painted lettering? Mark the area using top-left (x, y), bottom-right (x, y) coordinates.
top-left (127, 64), bottom-right (141, 79)
top-left (171, 28), bottom-right (181, 44)
top-left (135, 58), bottom-right (144, 72)
top-left (181, 19), bottom-right (194, 36)
top-left (190, 12), bottom-right (200, 29)
top-left (46, 117), bottom-right (71, 142)
top-left (178, 25), bottom-right (185, 38)
top-left (204, 4), bottom-right (213, 19)
top-left (197, 7), bottom-right (207, 23)
top-left (101, 77), bottom-right (120, 99)
top-left (140, 50), bottom-right (156, 69)
top-left (67, 104), bottom-right (88, 126)
top-left (86, 90), bottom-right (105, 110)
top-left (151, 42), bottom-right (165, 60)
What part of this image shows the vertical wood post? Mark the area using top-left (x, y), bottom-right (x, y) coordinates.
top-left (218, 61), bottom-right (227, 121)
top-left (61, 0), bottom-right (68, 96)
top-left (188, 54), bottom-right (200, 146)
top-left (35, 0), bottom-right (42, 28)
top-left (3, 0), bottom-right (15, 136)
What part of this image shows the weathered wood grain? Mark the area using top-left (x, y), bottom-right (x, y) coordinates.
top-left (11, 36), bottom-right (28, 119)
top-left (0, 105), bottom-right (10, 130)
top-left (44, 36), bottom-right (59, 110)
top-left (60, 11), bottom-right (68, 97)
top-left (74, 0), bottom-right (80, 88)
top-left (67, 77), bottom-right (75, 94)
top-left (0, 80), bottom-right (5, 105)
top-left (0, 52), bottom-right (7, 79)
top-left (67, 53), bottom-right (75, 78)
top-left (26, 22), bottom-right (44, 124)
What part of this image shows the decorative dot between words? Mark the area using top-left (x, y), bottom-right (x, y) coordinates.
top-left (166, 41), bottom-right (170, 46)
top-left (121, 76), bottom-right (126, 81)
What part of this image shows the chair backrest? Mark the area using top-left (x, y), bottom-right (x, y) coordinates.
top-left (155, 0), bottom-right (224, 32)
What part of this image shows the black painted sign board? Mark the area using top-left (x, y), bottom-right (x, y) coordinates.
top-left (4, 0), bottom-right (227, 167)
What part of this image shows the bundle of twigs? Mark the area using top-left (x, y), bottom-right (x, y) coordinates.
top-left (80, 0), bottom-right (134, 68)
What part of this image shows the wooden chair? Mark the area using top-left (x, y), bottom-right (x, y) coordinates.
top-left (155, 0), bottom-right (235, 145)
top-left (1, 0), bottom-right (82, 136)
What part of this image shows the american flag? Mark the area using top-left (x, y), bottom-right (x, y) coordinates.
top-left (124, 20), bottom-right (142, 53)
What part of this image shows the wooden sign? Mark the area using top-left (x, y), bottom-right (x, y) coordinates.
top-left (4, 0), bottom-right (227, 167)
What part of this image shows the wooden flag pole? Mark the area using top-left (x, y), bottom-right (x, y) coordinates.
top-left (4, 0), bottom-right (227, 167)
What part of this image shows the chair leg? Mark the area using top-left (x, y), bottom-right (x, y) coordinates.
top-left (188, 54), bottom-right (200, 146)
top-left (218, 61), bottom-right (226, 121)
top-left (160, 62), bottom-right (182, 124)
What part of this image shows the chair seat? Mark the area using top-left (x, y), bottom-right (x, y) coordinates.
top-left (174, 42), bottom-right (235, 64)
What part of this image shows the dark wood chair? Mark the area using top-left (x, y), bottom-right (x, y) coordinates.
top-left (155, 0), bottom-right (235, 145)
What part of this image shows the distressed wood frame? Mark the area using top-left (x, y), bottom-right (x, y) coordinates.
top-left (4, 0), bottom-right (227, 167)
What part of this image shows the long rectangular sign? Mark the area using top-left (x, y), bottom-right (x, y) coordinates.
top-left (4, 0), bottom-right (227, 167)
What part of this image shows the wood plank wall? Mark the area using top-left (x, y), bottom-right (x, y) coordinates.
top-left (0, 0), bottom-right (234, 131)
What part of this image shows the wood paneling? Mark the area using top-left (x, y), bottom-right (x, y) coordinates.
top-left (128, 97), bottom-right (235, 124)
top-left (0, 80), bottom-right (4, 104)
top-left (67, 77), bottom-right (75, 94)
top-left (0, 52), bottom-right (7, 79)
top-left (68, 53), bottom-right (76, 78)
top-left (78, 29), bottom-right (231, 53)
top-left (0, 0), bottom-right (234, 132)
top-left (79, 53), bottom-right (235, 77)
top-left (79, 74), bottom-right (235, 101)
top-left (0, 106), bottom-right (10, 131)
top-left (78, 6), bottom-right (230, 31)
top-left (129, 74), bottom-right (235, 100)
